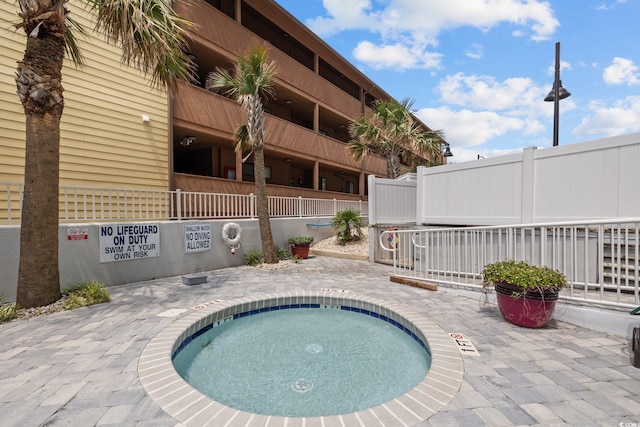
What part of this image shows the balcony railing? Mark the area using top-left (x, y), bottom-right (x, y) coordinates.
top-left (0, 182), bottom-right (367, 224)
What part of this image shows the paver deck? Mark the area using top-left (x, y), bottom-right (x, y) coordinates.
top-left (1, 256), bottom-right (639, 426)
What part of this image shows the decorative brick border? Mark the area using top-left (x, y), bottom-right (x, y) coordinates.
top-left (138, 291), bottom-right (463, 426)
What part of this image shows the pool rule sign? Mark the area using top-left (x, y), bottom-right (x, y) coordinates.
top-left (99, 224), bottom-right (160, 262)
top-left (184, 223), bottom-right (211, 253)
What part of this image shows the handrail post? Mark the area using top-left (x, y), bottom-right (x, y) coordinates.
top-left (176, 189), bottom-right (182, 221)
top-left (333, 198), bottom-right (337, 216)
top-left (250, 193), bottom-right (255, 218)
top-left (298, 196), bottom-right (302, 217)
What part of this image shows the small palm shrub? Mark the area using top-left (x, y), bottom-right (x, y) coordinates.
top-left (331, 208), bottom-right (366, 245)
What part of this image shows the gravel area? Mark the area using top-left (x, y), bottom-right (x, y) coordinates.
top-left (311, 228), bottom-right (368, 257)
top-left (256, 229), bottom-right (369, 270)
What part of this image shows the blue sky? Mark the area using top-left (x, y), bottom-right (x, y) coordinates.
top-left (275, 0), bottom-right (640, 162)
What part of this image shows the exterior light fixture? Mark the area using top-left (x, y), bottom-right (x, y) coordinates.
top-left (180, 136), bottom-right (196, 146)
top-left (284, 99), bottom-right (292, 105)
top-left (442, 143), bottom-right (453, 157)
top-left (544, 42), bottom-right (571, 147)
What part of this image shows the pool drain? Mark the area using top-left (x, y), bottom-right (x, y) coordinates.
top-left (305, 343), bottom-right (323, 353)
top-left (292, 379), bottom-right (313, 393)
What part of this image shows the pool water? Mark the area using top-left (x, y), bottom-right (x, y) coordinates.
top-left (172, 307), bottom-right (431, 417)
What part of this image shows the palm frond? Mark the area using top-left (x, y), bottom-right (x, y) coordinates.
top-left (347, 97), bottom-right (447, 177)
top-left (234, 125), bottom-right (252, 153)
top-left (64, 16), bottom-right (86, 66)
top-left (86, 0), bottom-right (195, 90)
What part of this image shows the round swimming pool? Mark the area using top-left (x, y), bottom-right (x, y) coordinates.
top-left (139, 291), bottom-right (464, 426)
top-left (172, 306), bottom-right (431, 417)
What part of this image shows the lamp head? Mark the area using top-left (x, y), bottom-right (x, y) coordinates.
top-left (544, 80), bottom-right (571, 102)
top-left (442, 143), bottom-right (453, 157)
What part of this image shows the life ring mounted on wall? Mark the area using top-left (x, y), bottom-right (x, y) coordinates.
top-left (221, 222), bottom-right (242, 254)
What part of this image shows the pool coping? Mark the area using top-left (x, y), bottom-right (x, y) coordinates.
top-left (138, 290), bottom-right (464, 427)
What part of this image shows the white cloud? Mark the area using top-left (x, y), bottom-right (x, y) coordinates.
top-left (307, 0), bottom-right (558, 70)
top-left (353, 41), bottom-right (443, 70)
top-left (573, 96), bottom-right (640, 137)
top-left (465, 43), bottom-right (483, 60)
top-left (546, 60), bottom-right (572, 76)
top-left (305, 0), bottom-right (377, 36)
top-left (415, 106), bottom-right (536, 148)
top-left (435, 73), bottom-right (547, 112)
top-left (603, 57), bottom-right (640, 85)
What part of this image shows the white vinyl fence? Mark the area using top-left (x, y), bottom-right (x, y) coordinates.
top-left (366, 133), bottom-right (640, 228)
top-left (416, 133), bottom-right (640, 226)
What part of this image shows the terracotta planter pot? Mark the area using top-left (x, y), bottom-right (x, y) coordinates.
top-left (494, 282), bottom-right (559, 328)
top-left (291, 243), bottom-right (311, 259)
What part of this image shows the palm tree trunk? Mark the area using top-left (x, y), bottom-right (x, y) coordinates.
top-left (17, 114), bottom-right (62, 307)
top-left (15, 34), bottom-right (65, 308)
top-left (253, 146), bottom-right (278, 263)
top-left (388, 152), bottom-right (401, 179)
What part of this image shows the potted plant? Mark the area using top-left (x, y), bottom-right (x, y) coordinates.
top-left (482, 260), bottom-right (567, 328)
top-left (288, 236), bottom-right (314, 259)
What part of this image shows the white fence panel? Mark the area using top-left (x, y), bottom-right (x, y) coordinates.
top-left (412, 133), bottom-right (640, 226)
top-left (535, 134), bottom-right (640, 222)
top-left (368, 176), bottom-right (417, 225)
top-left (417, 151), bottom-right (525, 226)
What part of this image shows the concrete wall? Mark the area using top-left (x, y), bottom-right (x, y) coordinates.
top-left (0, 217), bottom-right (336, 302)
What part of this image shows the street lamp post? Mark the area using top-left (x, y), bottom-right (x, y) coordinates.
top-left (544, 42), bottom-right (571, 147)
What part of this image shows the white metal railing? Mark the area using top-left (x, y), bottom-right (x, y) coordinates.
top-left (378, 218), bottom-right (640, 310)
top-left (0, 183), bottom-right (368, 223)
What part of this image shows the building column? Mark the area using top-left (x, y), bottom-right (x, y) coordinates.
top-left (235, 150), bottom-right (243, 182)
top-left (313, 161), bottom-right (319, 190)
top-left (313, 103), bottom-right (319, 132)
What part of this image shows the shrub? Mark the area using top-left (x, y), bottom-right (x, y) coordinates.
top-left (0, 301), bottom-right (18, 324)
top-left (287, 236), bottom-right (314, 246)
top-left (481, 260), bottom-right (567, 292)
top-left (244, 250), bottom-right (264, 266)
top-left (276, 247), bottom-right (292, 260)
top-left (62, 281), bottom-right (110, 310)
top-left (331, 208), bottom-right (365, 245)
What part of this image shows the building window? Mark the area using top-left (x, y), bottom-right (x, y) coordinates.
top-left (346, 181), bottom-right (354, 194)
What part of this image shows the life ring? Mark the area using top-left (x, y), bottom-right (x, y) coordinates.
top-left (221, 222), bottom-right (242, 247)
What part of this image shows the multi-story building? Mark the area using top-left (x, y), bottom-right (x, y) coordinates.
top-left (0, 0), bottom-right (445, 210)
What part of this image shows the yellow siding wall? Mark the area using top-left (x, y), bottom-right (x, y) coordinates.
top-left (0, 1), bottom-right (169, 190)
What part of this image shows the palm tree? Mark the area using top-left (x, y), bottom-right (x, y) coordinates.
top-left (13, 0), bottom-right (194, 308)
top-left (348, 98), bottom-right (444, 179)
top-left (206, 46), bottom-right (279, 264)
